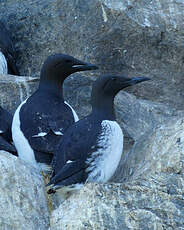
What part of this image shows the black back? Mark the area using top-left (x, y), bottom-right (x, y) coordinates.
top-left (0, 21), bottom-right (19, 75)
top-left (20, 90), bottom-right (75, 163)
top-left (49, 113), bottom-right (104, 186)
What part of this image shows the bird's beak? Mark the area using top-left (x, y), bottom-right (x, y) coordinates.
top-left (72, 60), bottom-right (98, 71)
top-left (126, 76), bottom-right (150, 86)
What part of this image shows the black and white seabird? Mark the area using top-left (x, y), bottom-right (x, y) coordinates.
top-left (0, 106), bottom-right (17, 155)
top-left (47, 74), bottom-right (150, 197)
top-left (0, 21), bottom-right (19, 75)
top-left (12, 53), bottom-right (98, 172)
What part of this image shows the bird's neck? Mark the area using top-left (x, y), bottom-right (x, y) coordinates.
top-left (91, 96), bottom-right (116, 121)
top-left (39, 73), bottom-right (67, 99)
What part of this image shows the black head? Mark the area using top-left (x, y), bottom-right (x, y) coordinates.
top-left (91, 75), bottom-right (150, 116)
top-left (40, 53), bottom-right (98, 82)
top-left (92, 74), bottom-right (150, 97)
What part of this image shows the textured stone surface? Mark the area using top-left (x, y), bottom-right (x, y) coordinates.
top-left (51, 182), bottom-right (184, 230)
top-left (0, 74), bottom-right (39, 112)
top-left (115, 91), bottom-right (178, 140)
top-left (1, 0), bottom-right (184, 110)
top-left (0, 151), bottom-right (49, 230)
top-left (117, 116), bottom-right (184, 183)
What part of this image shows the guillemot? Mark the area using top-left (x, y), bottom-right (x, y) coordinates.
top-left (12, 53), bottom-right (98, 172)
top-left (0, 21), bottom-right (19, 75)
top-left (47, 74), bottom-right (150, 198)
top-left (0, 106), bottom-right (17, 155)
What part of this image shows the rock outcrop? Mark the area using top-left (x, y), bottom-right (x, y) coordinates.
top-left (1, 115), bottom-right (184, 230)
top-left (118, 116), bottom-right (184, 183)
top-left (1, 0), bottom-right (184, 110)
top-left (51, 181), bottom-right (184, 230)
top-left (0, 74), bottom-right (39, 112)
top-left (0, 151), bottom-right (49, 230)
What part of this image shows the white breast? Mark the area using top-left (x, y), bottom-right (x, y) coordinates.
top-left (0, 52), bottom-right (8, 74)
top-left (12, 100), bottom-right (37, 167)
top-left (86, 120), bottom-right (123, 183)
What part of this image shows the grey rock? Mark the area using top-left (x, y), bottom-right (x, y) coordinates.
top-left (1, 0), bottom-right (184, 111)
top-left (0, 151), bottom-right (49, 230)
top-left (50, 182), bottom-right (184, 230)
top-left (115, 91), bottom-right (178, 140)
top-left (117, 116), bottom-right (184, 183)
top-left (0, 74), bottom-right (39, 112)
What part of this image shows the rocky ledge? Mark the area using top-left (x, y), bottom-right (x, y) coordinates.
top-left (0, 151), bottom-right (49, 230)
top-left (0, 115), bottom-right (183, 229)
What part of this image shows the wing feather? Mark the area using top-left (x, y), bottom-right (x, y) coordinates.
top-left (20, 95), bottom-right (76, 153)
top-left (51, 117), bottom-right (101, 185)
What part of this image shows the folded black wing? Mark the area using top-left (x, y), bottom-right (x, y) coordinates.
top-left (20, 95), bottom-right (76, 154)
top-left (50, 117), bottom-right (101, 186)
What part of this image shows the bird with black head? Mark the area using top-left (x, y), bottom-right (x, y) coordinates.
top-left (12, 53), bottom-right (98, 173)
top-left (47, 74), bottom-right (150, 199)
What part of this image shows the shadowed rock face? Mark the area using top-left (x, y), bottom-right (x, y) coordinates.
top-left (1, 0), bottom-right (184, 110)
